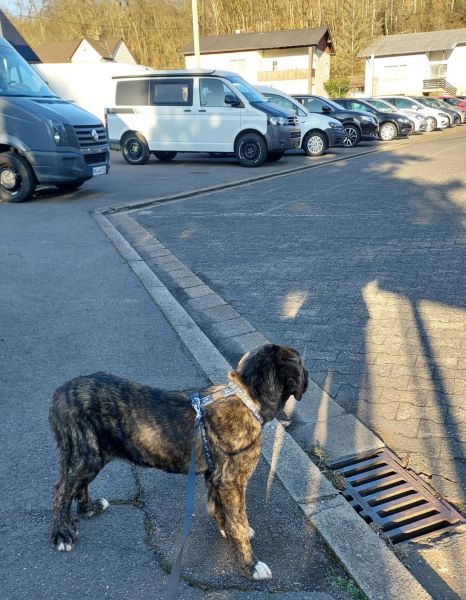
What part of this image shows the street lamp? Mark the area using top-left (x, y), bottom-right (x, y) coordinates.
top-left (192, 0), bottom-right (201, 68)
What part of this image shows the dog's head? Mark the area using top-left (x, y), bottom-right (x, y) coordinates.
top-left (230, 344), bottom-right (308, 423)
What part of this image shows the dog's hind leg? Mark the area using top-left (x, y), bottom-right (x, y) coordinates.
top-left (76, 479), bottom-right (109, 518)
top-left (50, 470), bottom-right (81, 551)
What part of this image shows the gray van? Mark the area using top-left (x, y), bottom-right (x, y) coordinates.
top-left (0, 38), bottom-right (110, 203)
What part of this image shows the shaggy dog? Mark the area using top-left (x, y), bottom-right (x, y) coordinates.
top-left (49, 343), bottom-right (308, 579)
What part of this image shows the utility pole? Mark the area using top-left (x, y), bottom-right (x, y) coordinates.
top-left (192, 0), bottom-right (201, 68)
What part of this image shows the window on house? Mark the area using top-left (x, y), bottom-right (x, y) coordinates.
top-left (383, 65), bottom-right (407, 81)
top-left (429, 63), bottom-right (447, 78)
top-left (272, 60), bottom-right (278, 71)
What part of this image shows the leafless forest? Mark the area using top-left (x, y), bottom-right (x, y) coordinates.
top-left (5, 0), bottom-right (466, 76)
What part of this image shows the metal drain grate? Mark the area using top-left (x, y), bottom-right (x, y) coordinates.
top-left (330, 448), bottom-right (465, 544)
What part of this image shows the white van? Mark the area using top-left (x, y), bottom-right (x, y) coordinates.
top-left (107, 70), bottom-right (301, 167)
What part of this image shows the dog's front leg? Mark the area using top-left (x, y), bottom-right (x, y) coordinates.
top-left (217, 481), bottom-right (271, 580)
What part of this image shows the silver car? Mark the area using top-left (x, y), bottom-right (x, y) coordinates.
top-left (365, 97), bottom-right (427, 133)
top-left (380, 96), bottom-right (449, 131)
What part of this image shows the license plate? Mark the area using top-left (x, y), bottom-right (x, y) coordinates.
top-left (92, 165), bottom-right (107, 176)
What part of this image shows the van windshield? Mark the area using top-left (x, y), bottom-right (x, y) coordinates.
top-left (223, 74), bottom-right (265, 103)
top-left (0, 44), bottom-right (55, 97)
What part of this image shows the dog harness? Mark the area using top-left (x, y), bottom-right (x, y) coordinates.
top-left (190, 381), bottom-right (263, 473)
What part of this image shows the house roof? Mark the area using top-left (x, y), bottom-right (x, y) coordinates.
top-left (34, 37), bottom-right (122, 63)
top-left (181, 28), bottom-right (334, 55)
top-left (0, 9), bottom-right (40, 62)
top-left (360, 27), bottom-right (466, 57)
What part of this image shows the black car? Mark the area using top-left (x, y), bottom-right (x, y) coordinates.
top-left (334, 98), bottom-right (413, 140)
top-left (293, 94), bottom-right (379, 147)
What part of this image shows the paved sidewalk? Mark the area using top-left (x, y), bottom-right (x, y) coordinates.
top-left (0, 202), bottom-right (354, 599)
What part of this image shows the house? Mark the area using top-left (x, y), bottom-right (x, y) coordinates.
top-left (0, 9), bottom-right (40, 62)
top-left (34, 37), bottom-right (137, 64)
top-left (360, 28), bottom-right (466, 96)
top-left (180, 28), bottom-right (334, 95)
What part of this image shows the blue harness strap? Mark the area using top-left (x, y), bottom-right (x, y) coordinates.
top-left (190, 392), bottom-right (216, 473)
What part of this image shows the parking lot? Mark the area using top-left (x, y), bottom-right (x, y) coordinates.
top-left (1, 125), bottom-right (465, 599)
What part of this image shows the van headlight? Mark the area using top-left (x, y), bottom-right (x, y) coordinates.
top-left (268, 115), bottom-right (287, 126)
top-left (48, 119), bottom-right (70, 146)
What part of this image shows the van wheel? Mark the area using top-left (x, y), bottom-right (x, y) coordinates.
top-left (235, 133), bottom-right (267, 167)
top-left (122, 132), bottom-right (150, 165)
top-left (153, 151), bottom-right (177, 162)
top-left (266, 152), bottom-right (284, 162)
top-left (0, 152), bottom-right (36, 203)
top-left (302, 131), bottom-right (328, 156)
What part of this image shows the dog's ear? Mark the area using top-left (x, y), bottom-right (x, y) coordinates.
top-left (227, 370), bottom-right (242, 384)
top-left (286, 374), bottom-right (305, 401)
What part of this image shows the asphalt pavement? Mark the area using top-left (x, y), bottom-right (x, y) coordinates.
top-left (0, 165), bottom-right (357, 599)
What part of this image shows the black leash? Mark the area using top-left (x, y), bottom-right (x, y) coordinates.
top-left (164, 415), bottom-right (200, 600)
top-left (164, 394), bottom-right (212, 599)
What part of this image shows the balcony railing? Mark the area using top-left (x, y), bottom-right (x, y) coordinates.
top-left (258, 68), bottom-right (310, 81)
top-left (422, 78), bottom-right (457, 95)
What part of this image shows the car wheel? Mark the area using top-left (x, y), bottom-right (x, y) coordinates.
top-left (0, 152), bottom-right (36, 203)
top-left (56, 179), bottom-right (86, 192)
top-left (302, 131), bottom-right (328, 156)
top-left (379, 122), bottom-right (397, 141)
top-left (425, 117), bottom-right (437, 132)
top-left (153, 151), bottom-right (177, 161)
top-left (266, 152), bottom-right (284, 162)
top-left (342, 124), bottom-right (361, 147)
top-left (234, 132), bottom-right (267, 167)
top-left (121, 132), bottom-right (150, 165)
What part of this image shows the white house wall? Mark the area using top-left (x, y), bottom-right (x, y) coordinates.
top-left (186, 50), bottom-right (261, 81)
top-left (71, 40), bottom-right (102, 63)
top-left (365, 45), bottom-right (466, 95)
top-left (447, 44), bottom-right (466, 93)
top-left (185, 46), bottom-right (329, 95)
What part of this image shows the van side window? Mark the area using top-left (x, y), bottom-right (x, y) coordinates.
top-left (116, 80), bottom-right (149, 105)
top-left (200, 78), bottom-right (233, 107)
top-left (150, 79), bottom-right (193, 106)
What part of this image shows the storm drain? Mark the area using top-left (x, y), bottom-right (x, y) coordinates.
top-left (330, 448), bottom-right (465, 544)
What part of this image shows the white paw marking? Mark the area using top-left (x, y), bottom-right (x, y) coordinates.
top-left (64, 543), bottom-right (72, 552)
top-left (100, 498), bottom-right (109, 510)
top-left (248, 527), bottom-right (255, 539)
top-left (252, 561), bottom-right (272, 580)
top-left (57, 542), bottom-right (65, 552)
top-left (219, 529), bottom-right (226, 538)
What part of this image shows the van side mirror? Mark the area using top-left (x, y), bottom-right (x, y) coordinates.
top-left (225, 93), bottom-right (242, 107)
top-left (322, 105), bottom-right (332, 114)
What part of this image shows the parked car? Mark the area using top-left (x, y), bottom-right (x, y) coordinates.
top-left (435, 95), bottom-right (466, 111)
top-left (333, 98), bottom-right (413, 140)
top-left (292, 94), bottom-right (379, 147)
top-left (379, 96), bottom-right (449, 131)
top-left (256, 86), bottom-right (345, 156)
top-left (414, 96), bottom-right (465, 124)
top-left (107, 70), bottom-right (300, 167)
top-left (364, 97), bottom-right (427, 133)
top-left (0, 37), bottom-right (110, 203)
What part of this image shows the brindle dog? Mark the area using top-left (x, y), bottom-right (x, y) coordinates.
top-left (49, 343), bottom-right (308, 579)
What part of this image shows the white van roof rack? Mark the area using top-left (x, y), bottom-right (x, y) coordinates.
top-left (112, 68), bottom-right (219, 80)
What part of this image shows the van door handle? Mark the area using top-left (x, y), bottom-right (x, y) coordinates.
top-left (184, 109), bottom-right (191, 112)
top-left (198, 109), bottom-right (206, 112)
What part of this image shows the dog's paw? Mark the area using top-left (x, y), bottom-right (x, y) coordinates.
top-left (248, 526), bottom-right (255, 540)
top-left (252, 561), bottom-right (272, 580)
top-left (51, 524), bottom-right (77, 552)
top-left (219, 528), bottom-right (227, 538)
top-left (77, 497), bottom-right (109, 518)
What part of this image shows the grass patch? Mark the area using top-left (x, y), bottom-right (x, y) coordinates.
top-left (333, 576), bottom-right (368, 600)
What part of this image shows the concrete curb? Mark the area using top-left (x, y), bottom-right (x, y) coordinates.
top-left (93, 210), bottom-right (433, 600)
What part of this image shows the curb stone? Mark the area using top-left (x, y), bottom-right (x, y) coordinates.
top-left (93, 210), bottom-right (433, 600)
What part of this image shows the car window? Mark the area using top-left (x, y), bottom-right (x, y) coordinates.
top-left (116, 80), bottom-right (149, 105)
top-left (299, 97), bottom-right (329, 112)
top-left (150, 79), bottom-right (193, 106)
top-left (200, 78), bottom-right (233, 107)
top-left (368, 99), bottom-right (395, 112)
top-left (265, 94), bottom-right (302, 115)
